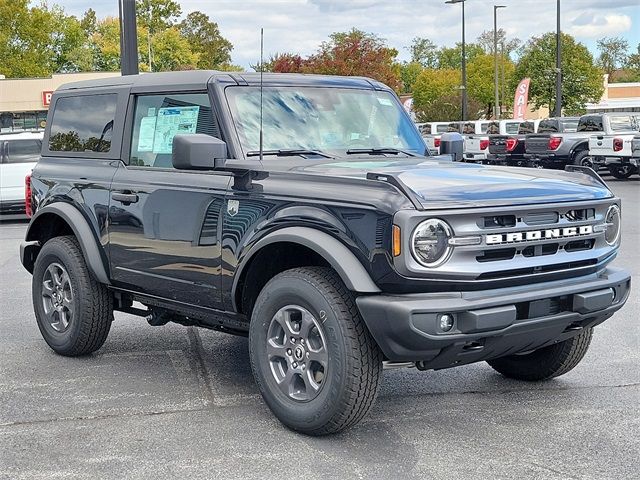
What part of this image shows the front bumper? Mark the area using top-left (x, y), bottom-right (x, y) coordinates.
top-left (356, 267), bottom-right (631, 367)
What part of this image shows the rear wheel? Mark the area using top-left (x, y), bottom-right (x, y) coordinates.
top-left (249, 267), bottom-right (382, 435)
top-left (32, 236), bottom-right (113, 356)
top-left (487, 328), bottom-right (592, 381)
top-left (608, 164), bottom-right (635, 179)
top-left (572, 150), bottom-right (593, 168)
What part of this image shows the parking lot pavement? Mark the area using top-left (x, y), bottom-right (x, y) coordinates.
top-left (1, 179), bottom-right (638, 480)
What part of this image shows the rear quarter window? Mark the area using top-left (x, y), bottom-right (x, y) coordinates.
top-left (48, 94), bottom-right (117, 153)
top-left (4, 139), bottom-right (42, 163)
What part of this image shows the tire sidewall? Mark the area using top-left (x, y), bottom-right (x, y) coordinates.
top-left (249, 273), bottom-right (351, 432)
top-left (32, 240), bottom-right (85, 353)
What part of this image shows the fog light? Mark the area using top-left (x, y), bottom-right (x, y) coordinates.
top-left (439, 314), bottom-right (455, 332)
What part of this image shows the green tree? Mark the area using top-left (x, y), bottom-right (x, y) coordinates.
top-left (400, 61), bottom-right (423, 93)
top-left (302, 29), bottom-right (402, 91)
top-left (179, 11), bottom-right (233, 69)
top-left (151, 27), bottom-right (199, 71)
top-left (621, 43), bottom-right (640, 81)
top-left (408, 37), bottom-right (438, 68)
top-left (596, 36), bottom-right (629, 77)
top-left (437, 43), bottom-right (484, 69)
top-left (513, 32), bottom-right (603, 115)
top-left (412, 69), bottom-right (461, 121)
top-left (91, 17), bottom-right (122, 71)
top-left (467, 53), bottom-right (515, 117)
top-left (136, 0), bottom-right (181, 33)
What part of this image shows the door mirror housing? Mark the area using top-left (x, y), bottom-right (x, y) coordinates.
top-left (172, 134), bottom-right (227, 170)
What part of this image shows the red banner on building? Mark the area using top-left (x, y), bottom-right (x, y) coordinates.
top-left (512, 78), bottom-right (530, 120)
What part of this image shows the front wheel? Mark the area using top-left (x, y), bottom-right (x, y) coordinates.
top-left (487, 328), bottom-right (592, 381)
top-left (608, 164), bottom-right (635, 179)
top-left (32, 236), bottom-right (113, 356)
top-left (249, 267), bottom-right (382, 435)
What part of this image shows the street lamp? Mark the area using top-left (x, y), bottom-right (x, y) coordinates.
top-left (555, 0), bottom-right (562, 117)
top-left (493, 5), bottom-right (506, 119)
top-left (445, 0), bottom-right (467, 121)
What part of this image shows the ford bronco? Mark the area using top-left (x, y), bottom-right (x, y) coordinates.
top-left (21, 71), bottom-right (631, 435)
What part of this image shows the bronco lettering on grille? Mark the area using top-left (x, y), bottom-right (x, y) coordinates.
top-left (486, 225), bottom-right (594, 245)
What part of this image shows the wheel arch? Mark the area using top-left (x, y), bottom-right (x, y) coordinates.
top-left (23, 203), bottom-right (110, 284)
top-left (569, 140), bottom-right (589, 158)
top-left (232, 226), bottom-right (380, 314)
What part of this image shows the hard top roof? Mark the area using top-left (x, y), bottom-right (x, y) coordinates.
top-left (57, 70), bottom-right (387, 91)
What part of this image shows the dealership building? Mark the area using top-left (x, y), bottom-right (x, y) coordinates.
top-left (0, 72), bottom-right (120, 131)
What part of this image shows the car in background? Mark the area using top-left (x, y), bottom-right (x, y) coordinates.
top-left (421, 121), bottom-right (460, 154)
top-left (465, 119), bottom-right (531, 163)
top-left (0, 131), bottom-right (43, 219)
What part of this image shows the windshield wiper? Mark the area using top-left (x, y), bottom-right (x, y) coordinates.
top-left (246, 149), bottom-right (332, 158)
top-left (346, 147), bottom-right (417, 157)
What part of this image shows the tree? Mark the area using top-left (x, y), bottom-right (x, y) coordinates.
top-left (302, 29), bottom-right (402, 91)
top-left (179, 11), bottom-right (233, 69)
top-left (261, 53), bottom-right (306, 73)
top-left (467, 53), bottom-right (515, 117)
top-left (412, 69), bottom-right (462, 121)
top-left (437, 42), bottom-right (484, 69)
top-left (151, 27), bottom-right (199, 71)
top-left (596, 36), bottom-right (629, 77)
top-left (400, 62), bottom-right (423, 93)
top-left (513, 32), bottom-right (603, 115)
top-left (136, 0), bottom-right (181, 33)
top-left (621, 43), bottom-right (640, 82)
top-left (408, 37), bottom-right (438, 68)
top-left (476, 29), bottom-right (520, 56)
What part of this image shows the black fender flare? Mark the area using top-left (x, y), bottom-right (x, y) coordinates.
top-left (569, 140), bottom-right (589, 159)
top-left (24, 203), bottom-right (110, 284)
top-left (231, 226), bottom-right (380, 309)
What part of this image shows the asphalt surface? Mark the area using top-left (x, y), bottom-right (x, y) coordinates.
top-left (1, 178), bottom-right (638, 480)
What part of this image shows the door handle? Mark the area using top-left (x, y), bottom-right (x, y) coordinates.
top-left (112, 191), bottom-right (139, 204)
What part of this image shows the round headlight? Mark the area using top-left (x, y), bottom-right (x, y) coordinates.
top-left (411, 219), bottom-right (453, 267)
top-left (604, 205), bottom-right (621, 246)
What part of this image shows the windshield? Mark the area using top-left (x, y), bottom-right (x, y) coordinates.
top-left (225, 86), bottom-right (425, 156)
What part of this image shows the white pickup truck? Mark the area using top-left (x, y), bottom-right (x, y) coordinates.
top-left (588, 113), bottom-right (639, 179)
top-left (464, 119), bottom-right (527, 163)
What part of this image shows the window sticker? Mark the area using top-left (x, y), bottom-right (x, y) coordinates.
top-left (377, 97), bottom-right (393, 106)
top-left (137, 116), bottom-right (157, 152)
top-left (152, 106), bottom-right (200, 153)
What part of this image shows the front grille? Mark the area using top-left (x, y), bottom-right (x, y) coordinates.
top-left (406, 199), bottom-right (616, 285)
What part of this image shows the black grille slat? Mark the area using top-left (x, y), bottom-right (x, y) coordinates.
top-left (524, 211), bottom-right (559, 226)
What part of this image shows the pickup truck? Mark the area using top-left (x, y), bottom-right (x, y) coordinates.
top-left (0, 131), bottom-right (43, 218)
top-left (588, 115), bottom-right (639, 179)
top-left (463, 120), bottom-right (524, 163)
top-left (20, 71), bottom-right (631, 435)
top-left (524, 114), bottom-right (625, 169)
top-left (486, 121), bottom-right (537, 166)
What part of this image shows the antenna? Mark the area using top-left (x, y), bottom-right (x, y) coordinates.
top-left (259, 27), bottom-right (264, 163)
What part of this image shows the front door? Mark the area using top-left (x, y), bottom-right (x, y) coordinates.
top-left (108, 92), bottom-right (231, 309)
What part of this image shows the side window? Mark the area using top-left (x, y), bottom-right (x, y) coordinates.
top-left (129, 93), bottom-right (218, 168)
top-left (5, 139), bottom-right (42, 163)
top-left (49, 94), bottom-right (116, 153)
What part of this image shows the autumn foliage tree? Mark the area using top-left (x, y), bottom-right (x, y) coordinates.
top-left (266, 29), bottom-right (402, 91)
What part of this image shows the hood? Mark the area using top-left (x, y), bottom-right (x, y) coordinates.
top-left (287, 157), bottom-right (612, 209)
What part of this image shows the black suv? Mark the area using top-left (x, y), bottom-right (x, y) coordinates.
top-left (21, 71), bottom-right (631, 435)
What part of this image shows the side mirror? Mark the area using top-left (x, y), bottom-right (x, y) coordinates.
top-left (172, 134), bottom-right (227, 170)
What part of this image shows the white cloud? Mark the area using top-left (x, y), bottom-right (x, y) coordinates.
top-left (566, 13), bottom-right (632, 38)
top-left (59, 0), bottom-right (639, 68)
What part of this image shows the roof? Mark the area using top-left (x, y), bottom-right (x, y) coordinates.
top-left (56, 70), bottom-right (386, 92)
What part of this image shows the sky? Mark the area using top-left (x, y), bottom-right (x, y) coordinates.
top-left (59, 0), bottom-right (640, 69)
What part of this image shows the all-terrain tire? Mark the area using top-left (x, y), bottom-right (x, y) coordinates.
top-left (572, 150), bottom-right (593, 168)
top-left (249, 267), bottom-right (383, 435)
top-left (487, 328), bottom-right (593, 381)
top-left (32, 236), bottom-right (113, 356)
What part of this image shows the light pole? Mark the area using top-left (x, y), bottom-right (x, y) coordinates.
top-left (118, 0), bottom-right (139, 75)
top-left (555, 0), bottom-right (562, 117)
top-left (445, 0), bottom-right (467, 121)
top-left (493, 5), bottom-right (506, 119)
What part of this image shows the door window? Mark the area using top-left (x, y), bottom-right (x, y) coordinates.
top-left (129, 93), bottom-right (219, 168)
top-left (4, 139), bottom-right (42, 163)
